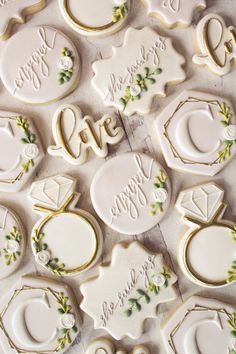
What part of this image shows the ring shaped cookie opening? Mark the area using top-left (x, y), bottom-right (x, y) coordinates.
top-left (183, 221), bottom-right (233, 287)
top-left (35, 208), bottom-right (100, 275)
top-left (63, 0), bottom-right (120, 33)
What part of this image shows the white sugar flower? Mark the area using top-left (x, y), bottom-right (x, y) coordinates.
top-left (59, 56), bottom-right (73, 71)
top-left (23, 143), bottom-right (39, 159)
top-left (129, 84), bottom-right (141, 97)
top-left (152, 273), bottom-right (166, 287)
top-left (60, 313), bottom-right (76, 329)
top-left (35, 250), bottom-right (51, 266)
top-left (5, 240), bottom-right (20, 254)
top-left (154, 188), bottom-right (168, 203)
top-left (223, 125), bottom-right (236, 141)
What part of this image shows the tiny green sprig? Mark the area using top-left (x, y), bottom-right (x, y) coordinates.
top-left (2, 227), bottom-right (22, 266)
top-left (112, 3), bottom-right (128, 23)
top-left (58, 47), bottom-right (74, 85)
top-left (232, 225), bottom-right (236, 242)
top-left (150, 171), bottom-right (168, 216)
top-left (119, 66), bottom-right (162, 111)
top-left (227, 260), bottom-right (236, 283)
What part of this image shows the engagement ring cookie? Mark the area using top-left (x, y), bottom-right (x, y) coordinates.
top-left (142, 0), bottom-right (206, 28)
top-left (90, 152), bottom-right (171, 235)
top-left (48, 103), bottom-right (124, 165)
top-left (0, 110), bottom-right (44, 193)
top-left (162, 296), bottom-right (236, 354)
top-left (0, 26), bottom-right (80, 104)
top-left (92, 27), bottom-right (186, 116)
top-left (155, 90), bottom-right (236, 176)
top-left (0, 0), bottom-right (46, 40)
top-left (0, 275), bottom-right (81, 354)
top-left (193, 14), bottom-right (236, 76)
top-left (0, 205), bottom-right (25, 280)
top-left (59, 0), bottom-right (130, 37)
top-left (81, 242), bottom-right (177, 339)
top-left (176, 182), bottom-right (236, 288)
top-left (86, 337), bottom-right (150, 354)
top-left (28, 174), bottom-right (103, 276)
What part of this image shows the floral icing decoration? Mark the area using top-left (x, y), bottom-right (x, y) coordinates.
top-left (32, 229), bottom-right (66, 276)
top-left (58, 47), bottom-right (74, 85)
top-left (112, 2), bottom-right (128, 23)
top-left (16, 116), bottom-right (38, 173)
top-left (217, 102), bottom-right (236, 163)
top-left (124, 267), bottom-right (171, 317)
top-left (0, 227), bottom-right (22, 266)
top-left (119, 66), bottom-right (163, 111)
top-left (226, 312), bottom-right (236, 353)
top-left (56, 292), bottom-right (78, 351)
top-left (226, 225), bottom-right (236, 284)
top-left (150, 171), bottom-right (168, 216)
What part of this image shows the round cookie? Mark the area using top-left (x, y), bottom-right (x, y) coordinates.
top-left (90, 152), bottom-right (171, 235)
top-left (59, 0), bottom-right (130, 37)
top-left (176, 182), bottom-right (236, 288)
top-left (28, 174), bottom-right (103, 276)
top-left (0, 205), bottom-right (26, 280)
top-left (0, 26), bottom-right (80, 105)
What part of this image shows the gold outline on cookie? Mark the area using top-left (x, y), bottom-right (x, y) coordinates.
top-left (62, 0), bottom-right (128, 33)
top-left (33, 193), bottom-right (100, 275)
top-left (163, 96), bottom-right (229, 166)
top-left (168, 304), bottom-right (232, 354)
top-left (0, 285), bottom-right (73, 353)
top-left (183, 203), bottom-right (234, 287)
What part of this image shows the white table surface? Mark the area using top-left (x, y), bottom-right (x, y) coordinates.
top-left (0, 0), bottom-right (236, 353)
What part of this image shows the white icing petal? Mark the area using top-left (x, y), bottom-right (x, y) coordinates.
top-left (154, 188), bottom-right (168, 203)
top-left (5, 240), bottom-right (20, 253)
top-left (222, 125), bottom-right (236, 141)
top-left (35, 250), bottom-right (51, 266)
top-left (152, 274), bottom-right (166, 287)
top-left (23, 144), bottom-right (39, 160)
top-left (59, 56), bottom-right (74, 70)
top-left (129, 84), bottom-right (142, 97)
top-left (60, 313), bottom-right (76, 329)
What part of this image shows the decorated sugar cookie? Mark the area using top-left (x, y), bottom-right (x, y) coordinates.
top-left (86, 337), bottom-right (150, 354)
top-left (0, 0), bottom-right (46, 40)
top-left (0, 275), bottom-right (81, 354)
top-left (80, 241), bottom-right (177, 340)
top-left (28, 174), bottom-right (103, 276)
top-left (59, 0), bottom-right (130, 37)
top-left (193, 14), bottom-right (236, 76)
top-left (156, 90), bottom-right (236, 176)
top-left (90, 152), bottom-right (171, 235)
top-left (0, 110), bottom-right (44, 193)
top-left (142, 0), bottom-right (206, 28)
top-left (48, 104), bottom-right (124, 165)
top-left (92, 27), bottom-right (186, 116)
top-left (162, 296), bottom-right (236, 354)
top-left (176, 182), bottom-right (236, 288)
top-left (0, 26), bottom-right (80, 104)
top-left (0, 205), bottom-right (25, 280)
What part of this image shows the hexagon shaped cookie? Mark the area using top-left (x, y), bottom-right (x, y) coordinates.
top-left (0, 275), bottom-right (81, 354)
top-left (155, 90), bottom-right (236, 176)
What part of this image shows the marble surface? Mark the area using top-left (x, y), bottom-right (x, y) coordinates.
top-left (0, 0), bottom-right (236, 353)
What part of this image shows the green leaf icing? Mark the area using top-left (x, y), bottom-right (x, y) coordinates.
top-left (1, 226), bottom-right (22, 266)
top-left (112, 3), bottom-right (128, 23)
top-left (58, 47), bottom-right (74, 85)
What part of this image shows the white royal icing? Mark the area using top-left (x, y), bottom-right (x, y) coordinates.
top-left (176, 182), bottom-right (236, 288)
top-left (90, 152), bottom-right (171, 235)
top-left (161, 296), bottom-right (236, 354)
top-left (81, 242), bottom-right (177, 340)
top-left (143, 0), bottom-right (206, 28)
top-left (48, 103), bottom-right (124, 165)
top-left (92, 27), bottom-right (186, 116)
top-left (0, 205), bottom-right (25, 280)
top-left (0, 110), bottom-right (44, 193)
top-left (0, 275), bottom-right (81, 354)
top-left (28, 174), bottom-right (103, 276)
top-left (0, 0), bottom-right (46, 40)
top-left (156, 90), bottom-right (236, 176)
top-left (86, 337), bottom-right (150, 354)
top-left (0, 26), bottom-right (80, 104)
top-left (59, 0), bottom-right (130, 37)
top-left (193, 13), bottom-right (236, 76)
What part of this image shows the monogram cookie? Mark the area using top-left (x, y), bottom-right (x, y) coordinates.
top-left (176, 182), bottom-right (236, 288)
top-left (0, 0), bottom-right (46, 40)
top-left (59, 0), bottom-right (130, 37)
top-left (162, 296), bottom-right (236, 354)
top-left (0, 205), bottom-right (25, 280)
top-left (142, 0), bottom-right (206, 28)
top-left (90, 152), bottom-right (171, 235)
top-left (155, 90), bottom-right (236, 176)
top-left (0, 26), bottom-right (80, 104)
top-left (0, 275), bottom-right (81, 354)
top-left (0, 110), bottom-right (44, 193)
top-left (80, 241), bottom-right (177, 339)
top-left (193, 13), bottom-right (236, 76)
top-left (86, 337), bottom-right (150, 354)
top-left (92, 26), bottom-right (186, 116)
top-left (28, 174), bottom-right (103, 276)
top-left (48, 103), bottom-right (124, 165)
